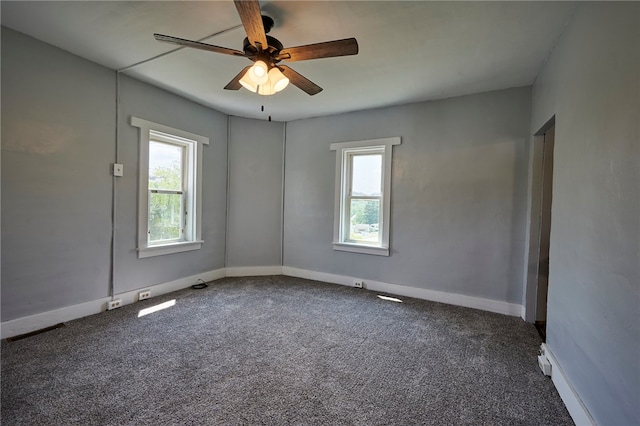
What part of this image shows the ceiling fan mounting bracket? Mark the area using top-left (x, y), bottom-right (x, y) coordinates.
top-left (262, 15), bottom-right (275, 34)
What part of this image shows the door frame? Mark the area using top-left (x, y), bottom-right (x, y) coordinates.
top-left (522, 116), bottom-right (555, 323)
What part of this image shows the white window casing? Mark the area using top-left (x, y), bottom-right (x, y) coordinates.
top-left (330, 137), bottom-right (401, 256)
top-left (131, 117), bottom-right (209, 258)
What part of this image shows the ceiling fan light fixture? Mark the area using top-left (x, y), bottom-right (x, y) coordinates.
top-left (249, 60), bottom-right (269, 85)
top-left (269, 67), bottom-right (290, 92)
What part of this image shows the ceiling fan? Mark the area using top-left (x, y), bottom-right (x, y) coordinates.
top-left (154, 0), bottom-right (359, 96)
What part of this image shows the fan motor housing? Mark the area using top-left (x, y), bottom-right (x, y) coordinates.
top-left (243, 35), bottom-right (284, 56)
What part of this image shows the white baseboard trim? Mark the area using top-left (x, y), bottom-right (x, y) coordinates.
top-left (2, 265), bottom-right (523, 339)
top-left (541, 343), bottom-right (595, 426)
top-left (1, 268), bottom-right (226, 339)
top-left (282, 267), bottom-right (522, 317)
top-left (1, 297), bottom-right (112, 341)
top-left (225, 266), bottom-right (283, 277)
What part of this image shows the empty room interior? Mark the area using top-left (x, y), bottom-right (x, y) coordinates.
top-left (1, 1), bottom-right (638, 425)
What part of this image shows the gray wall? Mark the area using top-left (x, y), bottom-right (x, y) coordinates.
top-left (114, 75), bottom-right (228, 293)
top-left (226, 117), bottom-right (284, 267)
top-left (2, 27), bottom-right (115, 320)
top-left (284, 87), bottom-right (531, 304)
top-left (531, 3), bottom-right (639, 425)
top-left (1, 28), bottom-right (228, 320)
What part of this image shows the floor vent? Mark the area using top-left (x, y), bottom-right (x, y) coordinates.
top-left (5, 323), bottom-right (66, 342)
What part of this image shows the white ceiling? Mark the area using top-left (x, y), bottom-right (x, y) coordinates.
top-left (1, 1), bottom-right (577, 122)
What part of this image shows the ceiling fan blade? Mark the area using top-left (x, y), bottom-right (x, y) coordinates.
top-left (154, 33), bottom-right (245, 57)
top-left (280, 66), bottom-right (323, 96)
top-left (233, 0), bottom-right (268, 50)
top-left (276, 38), bottom-right (359, 62)
top-left (224, 66), bottom-right (252, 90)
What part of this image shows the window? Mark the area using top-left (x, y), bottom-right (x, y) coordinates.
top-left (148, 137), bottom-right (185, 245)
top-left (131, 117), bottom-right (208, 258)
top-left (331, 137), bottom-right (401, 256)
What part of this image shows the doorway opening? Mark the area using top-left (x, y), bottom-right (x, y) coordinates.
top-left (523, 117), bottom-right (555, 341)
top-left (536, 123), bottom-right (554, 340)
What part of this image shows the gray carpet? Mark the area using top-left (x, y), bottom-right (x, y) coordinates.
top-left (2, 276), bottom-right (573, 425)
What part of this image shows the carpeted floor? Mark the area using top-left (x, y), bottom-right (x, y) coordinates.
top-left (1, 276), bottom-right (574, 425)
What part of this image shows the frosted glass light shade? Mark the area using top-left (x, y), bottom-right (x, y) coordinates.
top-left (257, 79), bottom-right (276, 96)
top-left (268, 67), bottom-right (289, 92)
top-left (248, 60), bottom-right (269, 85)
top-left (239, 63), bottom-right (290, 95)
top-left (239, 71), bottom-right (258, 92)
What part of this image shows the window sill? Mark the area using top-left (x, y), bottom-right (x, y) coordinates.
top-left (137, 240), bottom-right (203, 258)
top-left (332, 242), bottom-right (389, 257)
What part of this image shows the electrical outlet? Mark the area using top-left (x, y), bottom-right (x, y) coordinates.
top-left (354, 280), bottom-right (363, 289)
top-left (106, 299), bottom-right (122, 310)
top-left (538, 355), bottom-right (552, 376)
top-left (138, 290), bottom-right (151, 301)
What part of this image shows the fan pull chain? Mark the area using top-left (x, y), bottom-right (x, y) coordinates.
top-left (261, 101), bottom-right (272, 122)
top-left (260, 98), bottom-right (271, 123)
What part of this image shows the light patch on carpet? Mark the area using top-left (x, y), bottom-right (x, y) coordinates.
top-left (377, 295), bottom-right (403, 303)
top-left (138, 299), bottom-right (176, 318)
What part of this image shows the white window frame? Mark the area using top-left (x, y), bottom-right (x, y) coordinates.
top-left (343, 147), bottom-right (384, 244)
top-left (131, 117), bottom-right (209, 258)
top-left (331, 137), bottom-right (401, 256)
top-left (147, 135), bottom-right (187, 246)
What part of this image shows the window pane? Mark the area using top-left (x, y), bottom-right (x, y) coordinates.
top-left (351, 154), bottom-right (382, 196)
top-left (349, 199), bottom-right (380, 242)
top-left (149, 192), bottom-right (182, 243)
top-left (149, 141), bottom-right (182, 191)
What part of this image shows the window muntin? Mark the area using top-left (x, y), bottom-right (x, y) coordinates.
top-left (331, 137), bottom-right (400, 257)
